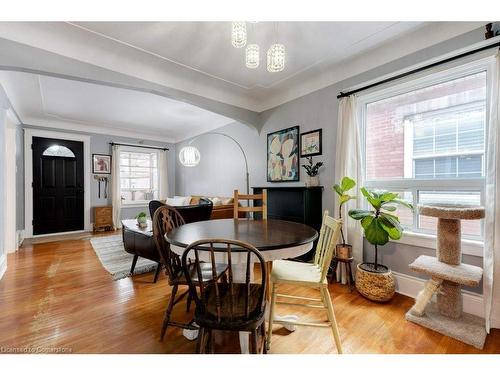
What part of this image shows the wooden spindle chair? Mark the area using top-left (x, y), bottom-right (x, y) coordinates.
top-left (266, 211), bottom-right (343, 353)
top-left (181, 239), bottom-right (268, 354)
top-left (233, 189), bottom-right (267, 220)
top-left (152, 206), bottom-right (228, 341)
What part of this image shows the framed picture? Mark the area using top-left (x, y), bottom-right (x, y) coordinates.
top-left (92, 154), bottom-right (111, 174)
top-left (300, 129), bottom-right (322, 157)
top-left (267, 126), bottom-right (300, 182)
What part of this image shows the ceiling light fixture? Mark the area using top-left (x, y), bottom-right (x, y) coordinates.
top-left (231, 22), bottom-right (247, 48)
top-left (245, 44), bottom-right (260, 69)
top-left (267, 43), bottom-right (285, 72)
top-left (178, 146), bottom-right (201, 167)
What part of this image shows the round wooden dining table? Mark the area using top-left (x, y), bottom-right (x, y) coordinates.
top-left (166, 218), bottom-right (318, 353)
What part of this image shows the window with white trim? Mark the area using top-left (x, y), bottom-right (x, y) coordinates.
top-left (360, 63), bottom-right (491, 242)
top-left (119, 148), bottom-right (159, 206)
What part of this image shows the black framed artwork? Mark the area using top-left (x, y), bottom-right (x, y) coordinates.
top-left (267, 126), bottom-right (300, 182)
top-left (300, 128), bottom-right (322, 157)
top-left (92, 154), bottom-right (111, 174)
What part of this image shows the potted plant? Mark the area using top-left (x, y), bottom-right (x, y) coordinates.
top-left (136, 212), bottom-right (148, 228)
top-left (302, 156), bottom-right (323, 187)
top-left (332, 177), bottom-right (356, 259)
top-left (348, 188), bottom-right (413, 302)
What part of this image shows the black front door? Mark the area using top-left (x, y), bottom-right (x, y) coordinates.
top-left (32, 137), bottom-right (84, 235)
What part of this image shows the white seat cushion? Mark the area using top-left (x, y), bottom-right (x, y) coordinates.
top-left (271, 259), bottom-right (324, 284)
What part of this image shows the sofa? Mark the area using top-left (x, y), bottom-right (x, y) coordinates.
top-left (168, 195), bottom-right (244, 219)
top-left (149, 198), bottom-right (214, 224)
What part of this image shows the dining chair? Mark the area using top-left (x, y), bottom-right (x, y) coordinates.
top-left (233, 189), bottom-right (267, 220)
top-left (266, 211), bottom-right (343, 354)
top-left (152, 206), bottom-right (227, 341)
top-left (181, 239), bottom-right (268, 354)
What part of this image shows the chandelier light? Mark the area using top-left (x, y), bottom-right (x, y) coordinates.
top-left (245, 44), bottom-right (260, 69)
top-left (231, 22), bottom-right (247, 48)
top-left (178, 146), bottom-right (201, 167)
top-left (267, 43), bottom-right (285, 72)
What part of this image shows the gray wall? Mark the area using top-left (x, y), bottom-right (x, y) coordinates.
top-left (175, 27), bottom-right (487, 294)
top-left (18, 125), bottom-right (176, 224)
top-left (176, 122), bottom-right (262, 197)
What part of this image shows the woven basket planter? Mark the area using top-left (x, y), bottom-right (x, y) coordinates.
top-left (355, 263), bottom-right (395, 302)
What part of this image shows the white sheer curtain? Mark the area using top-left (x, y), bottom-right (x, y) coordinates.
top-left (484, 53), bottom-right (500, 332)
top-left (158, 150), bottom-right (169, 201)
top-left (111, 145), bottom-right (122, 229)
top-left (335, 96), bottom-right (364, 269)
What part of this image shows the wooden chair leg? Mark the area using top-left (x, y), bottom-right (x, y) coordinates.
top-left (153, 263), bottom-right (162, 283)
top-left (261, 322), bottom-right (267, 354)
top-left (186, 291), bottom-right (192, 312)
top-left (329, 258), bottom-right (338, 283)
top-left (160, 284), bottom-right (178, 341)
top-left (130, 255), bottom-right (139, 274)
top-left (266, 282), bottom-right (277, 351)
top-left (209, 329), bottom-right (215, 354)
top-left (196, 327), bottom-right (205, 354)
top-left (321, 286), bottom-right (343, 354)
top-left (347, 262), bottom-right (354, 292)
top-left (251, 329), bottom-right (259, 354)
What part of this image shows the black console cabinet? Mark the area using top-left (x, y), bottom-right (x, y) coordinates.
top-left (252, 186), bottom-right (323, 261)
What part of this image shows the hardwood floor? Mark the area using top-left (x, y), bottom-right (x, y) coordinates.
top-left (1, 234), bottom-right (499, 354)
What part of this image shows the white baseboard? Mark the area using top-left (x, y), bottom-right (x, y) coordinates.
top-left (0, 254), bottom-right (7, 281)
top-left (392, 271), bottom-right (484, 318)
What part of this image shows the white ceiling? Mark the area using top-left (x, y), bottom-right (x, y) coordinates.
top-left (72, 22), bottom-right (425, 90)
top-left (0, 71), bottom-right (235, 142)
top-left (0, 22), bottom-right (485, 141)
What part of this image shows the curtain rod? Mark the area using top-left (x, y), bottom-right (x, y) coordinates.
top-left (337, 40), bottom-right (500, 99)
top-left (109, 142), bottom-right (169, 151)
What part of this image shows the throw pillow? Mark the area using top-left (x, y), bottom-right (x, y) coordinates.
top-left (221, 197), bottom-right (234, 205)
top-left (166, 197), bottom-right (186, 206)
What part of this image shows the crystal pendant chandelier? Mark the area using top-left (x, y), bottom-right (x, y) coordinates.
top-left (267, 43), bottom-right (285, 72)
top-left (245, 44), bottom-right (259, 69)
top-left (231, 22), bottom-right (247, 48)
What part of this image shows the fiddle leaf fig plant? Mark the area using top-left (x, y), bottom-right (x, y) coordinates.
top-left (348, 188), bottom-right (413, 271)
top-left (332, 176), bottom-right (356, 246)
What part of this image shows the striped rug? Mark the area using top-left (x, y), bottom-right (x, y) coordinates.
top-left (90, 235), bottom-right (157, 280)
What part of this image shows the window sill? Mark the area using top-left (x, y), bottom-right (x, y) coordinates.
top-left (392, 231), bottom-right (483, 257)
top-left (121, 202), bottom-right (150, 208)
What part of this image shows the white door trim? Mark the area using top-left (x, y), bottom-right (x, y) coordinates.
top-left (24, 128), bottom-right (91, 238)
top-left (4, 117), bottom-right (17, 252)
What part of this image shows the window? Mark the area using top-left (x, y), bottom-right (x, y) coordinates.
top-left (119, 148), bottom-right (159, 205)
top-left (360, 63), bottom-right (490, 242)
top-left (42, 145), bottom-right (75, 158)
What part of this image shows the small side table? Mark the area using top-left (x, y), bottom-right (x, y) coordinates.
top-left (330, 257), bottom-right (354, 292)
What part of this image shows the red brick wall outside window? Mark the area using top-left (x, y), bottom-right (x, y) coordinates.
top-left (363, 72), bottom-right (486, 239)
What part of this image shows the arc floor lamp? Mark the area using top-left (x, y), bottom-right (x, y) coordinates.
top-left (178, 132), bottom-right (250, 195)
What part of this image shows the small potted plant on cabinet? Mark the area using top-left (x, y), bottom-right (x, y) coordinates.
top-left (302, 156), bottom-right (323, 187)
top-left (348, 188), bottom-right (413, 302)
top-left (333, 177), bottom-right (356, 259)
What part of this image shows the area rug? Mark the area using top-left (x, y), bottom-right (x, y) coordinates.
top-left (90, 235), bottom-right (157, 280)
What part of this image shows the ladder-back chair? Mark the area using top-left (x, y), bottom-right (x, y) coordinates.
top-left (233, 189), bottom-right (267, 220)
top-left (266, 211), bottom-right (343, 353)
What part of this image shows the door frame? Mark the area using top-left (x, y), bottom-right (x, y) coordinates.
top-left (24, 128), bottom-right (91, 238)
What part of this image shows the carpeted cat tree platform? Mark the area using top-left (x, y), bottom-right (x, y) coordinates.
top-left (405, 204), bottom-right (486, 349)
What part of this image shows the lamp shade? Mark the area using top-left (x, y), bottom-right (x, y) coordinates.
top-left (179, 146), bottom-right (201, 167)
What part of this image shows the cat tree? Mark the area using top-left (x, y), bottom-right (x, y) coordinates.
top-left (405, 204), bottom-right (486, 349)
